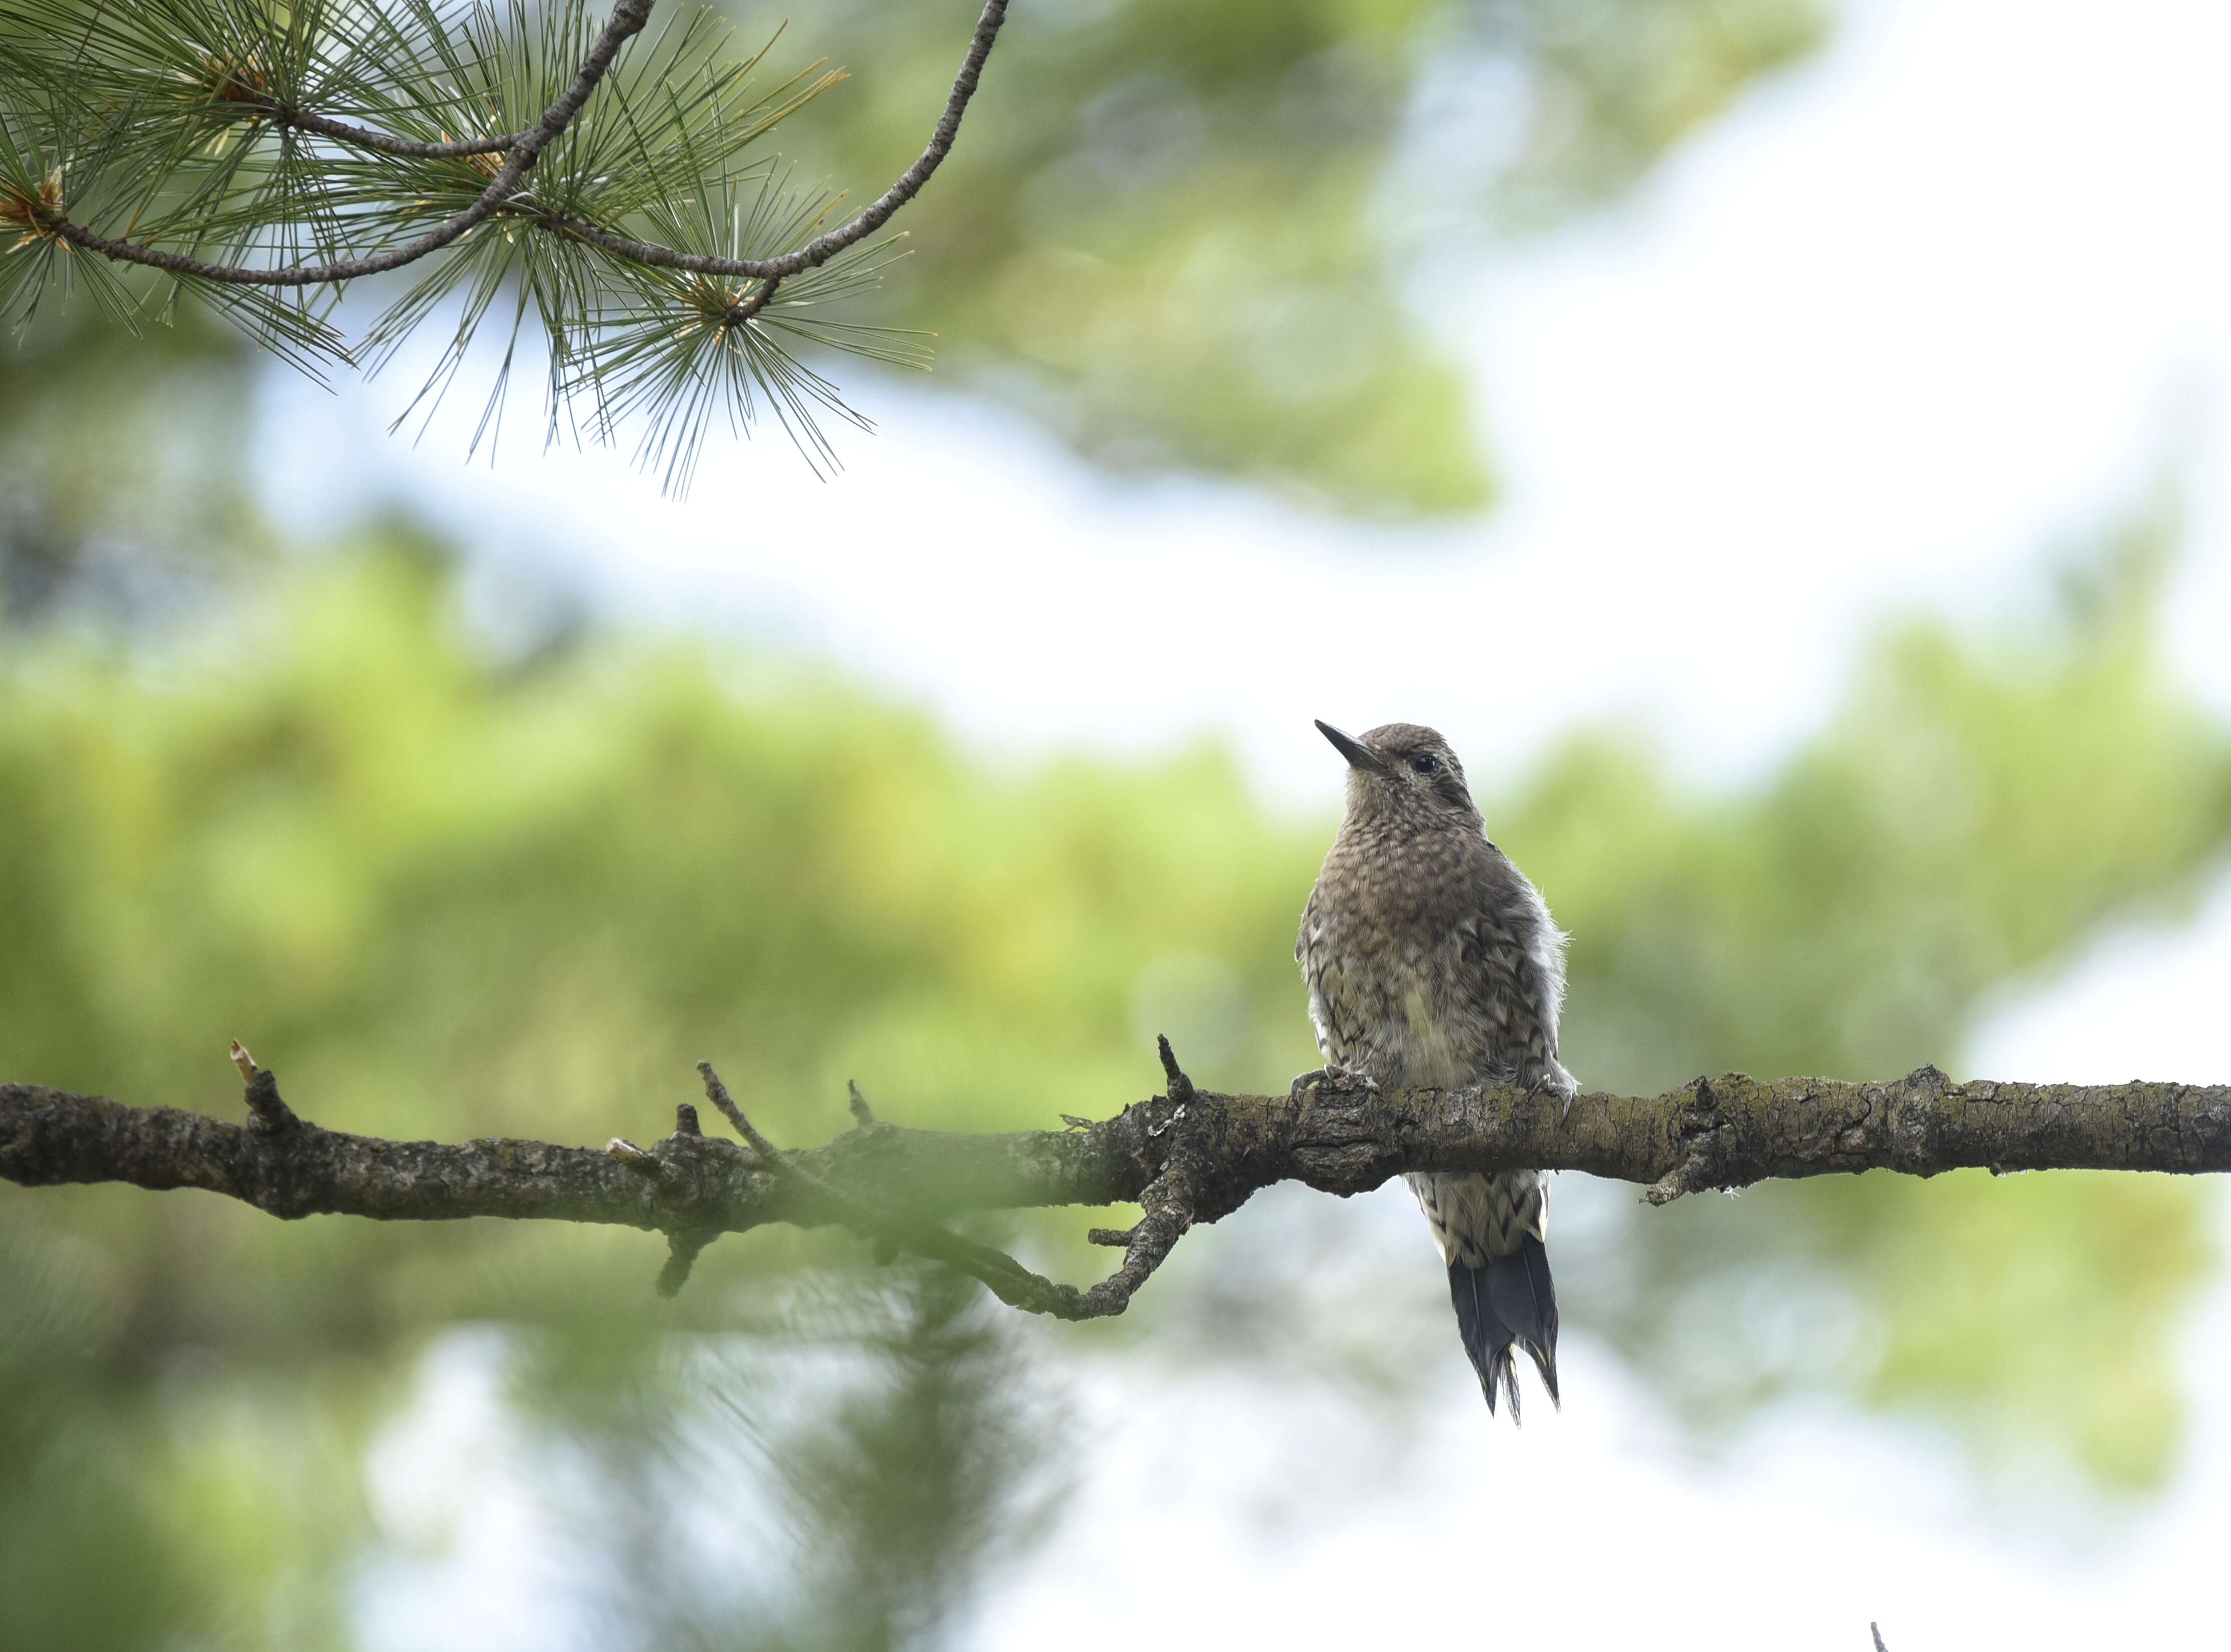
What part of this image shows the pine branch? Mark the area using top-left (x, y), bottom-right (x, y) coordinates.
top-left (5, 1052), bottom-right (2226, 1321)
top-left (545, 0), bottom-right (1007, 284)
top-left (19, 0), bottom-right (1007, 288)
top-left (218, 109), bottom-right (534, 162)
top-left (34, 0), bottom-right (658, 287)
top-left (0, 0), bottom-right (1013, 482)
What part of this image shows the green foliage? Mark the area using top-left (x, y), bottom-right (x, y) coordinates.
top-left (494, 1260), bottom-right (1064, 1649)
top-left (713, 0), bottom-right (1831, 510)
top-left (0, 306), bottom-right (263, 620)
top-left (0, 1229), bottom-right (364, 1652)
top-left (1494, 0), bottom-right (1829, 218)
top-left (586, 169), bottom-right (927, 489)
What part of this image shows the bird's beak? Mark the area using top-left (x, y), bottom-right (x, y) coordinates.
top-left (1315, 720), bottom-right (1387, 775)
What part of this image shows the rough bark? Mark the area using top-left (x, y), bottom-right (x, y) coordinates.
top-left (5, 1053), bottom-right (2227, 1319)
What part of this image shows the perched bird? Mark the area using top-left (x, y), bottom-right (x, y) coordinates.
top-left (1295, 720), bottom-right (1575, 1418)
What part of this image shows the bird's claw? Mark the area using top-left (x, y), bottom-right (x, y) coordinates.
top-left (1526, 1069), bottom-right (1580, 1121)
top-left (1288, 1065), bottom-right (1377, 1102)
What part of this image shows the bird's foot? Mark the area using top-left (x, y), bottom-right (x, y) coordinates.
top-left (1527, 1067), bottom-right (1582, 1121)
top-left (1288, 1065), bottom-right (1377, 1102)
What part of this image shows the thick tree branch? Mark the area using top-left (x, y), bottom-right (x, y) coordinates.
top-left (6, 1057), bottom-right (2228, 1321)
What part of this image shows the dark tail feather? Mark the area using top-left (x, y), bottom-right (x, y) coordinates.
top-left (1448, 1237), bottom-right (1560, 1420)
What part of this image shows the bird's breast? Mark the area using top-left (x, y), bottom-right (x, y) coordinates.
top-left (1303, 911), bottom-right (1482, 1089)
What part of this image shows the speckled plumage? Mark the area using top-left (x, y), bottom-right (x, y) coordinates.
top-left (1297, 721), bottom-right (1574, 1417)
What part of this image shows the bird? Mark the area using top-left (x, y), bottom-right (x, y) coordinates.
top-left (1294, 719), bottom-right (1575, 1418)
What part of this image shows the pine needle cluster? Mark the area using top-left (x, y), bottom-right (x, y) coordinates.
top-left (0, 0), bottom-right (942, 485)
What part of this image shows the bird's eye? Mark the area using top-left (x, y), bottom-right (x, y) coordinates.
top-left (1410, 754), bottom-right (1439, 775)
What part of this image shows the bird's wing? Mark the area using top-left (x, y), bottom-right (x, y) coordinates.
top-left (1450, 855), bottom-right (1570, 1092)
top-left (1296, 881), bottom-right (1351, 1064)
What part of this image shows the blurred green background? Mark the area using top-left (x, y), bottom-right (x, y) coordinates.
top-left (6, 0), bottom-right (2231, 1644)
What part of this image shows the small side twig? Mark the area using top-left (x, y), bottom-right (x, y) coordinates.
top-left (1079, 1171), bottom-right (1192, 1314)
top-left (1156, 1034), bottom-right (1196, 1104)
top-left (847, 1080), bottom-right (876, 1128)
top-left (700, 1060), bottom-right (919, 1230)
top-left (605, 1137), bottom-right (669, 1178)
top-left (729, 277), bottom-right (781, 326)
top-left (543, 0), bottom-right (1010, 285)
top-left (228, 1041), bottom-right (299, 1134)
top-left (693, 1056), bottom-right (1194, 1321)
top-left (697, 1060), bottom-right (782, 1163)
top-left (266, 106), bottom-right (532, 160)
top-left (657, 1229), bottom-right (713, 1298)
top-left (607, 1099), bottom-right (730, 1293)
top-left (925, 1167), bottom-right (1193, 1320)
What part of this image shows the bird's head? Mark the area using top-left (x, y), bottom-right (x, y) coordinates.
top-left (1315, 719), bottom-right (1478, 827)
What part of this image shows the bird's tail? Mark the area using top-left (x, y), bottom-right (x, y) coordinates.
top-left (1448, 1238), bottom-right (1560, 1420)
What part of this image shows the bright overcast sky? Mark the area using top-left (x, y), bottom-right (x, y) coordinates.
top-left (257, 0), bottom-right (2231, 1642)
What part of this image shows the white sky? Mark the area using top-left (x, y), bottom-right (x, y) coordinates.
top-left (280, 0), bottom-right (2231, 1641)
